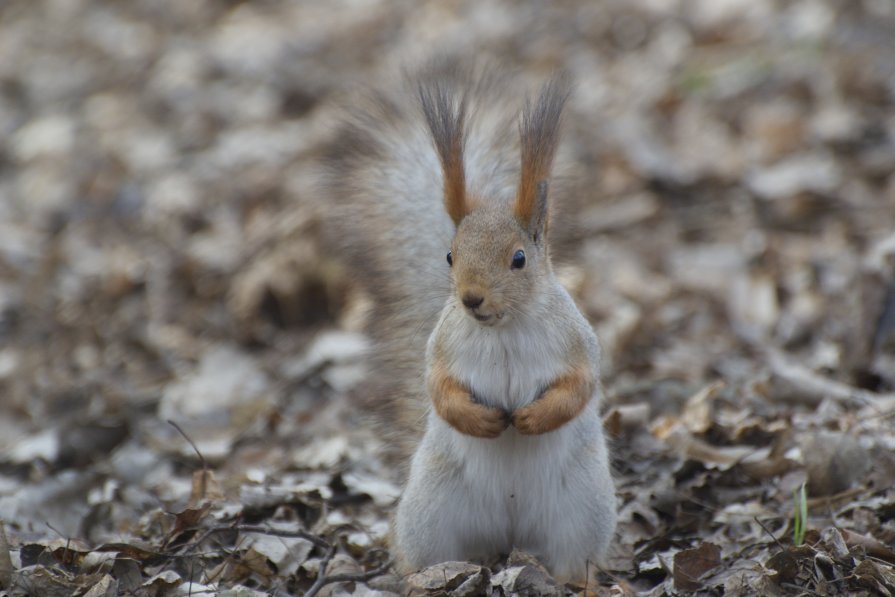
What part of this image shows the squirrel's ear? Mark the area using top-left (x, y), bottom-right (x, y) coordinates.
top-left (419, 82), bottom-right (470, 226)
top-left (529, 181), bottom-right (549, 244)
top-left (514, 76), bottom-right (569, 242)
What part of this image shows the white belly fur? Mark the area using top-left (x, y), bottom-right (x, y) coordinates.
top-left (393, 303), bottom-right (616, 581)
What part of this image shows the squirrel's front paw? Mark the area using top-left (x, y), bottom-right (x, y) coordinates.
top-left (513, 373), bottom-right (592, 435)
top-left (447, 402), bottom-right (510, 438)
top-left (431, 369), bottom-right (510, 438)
top-left (513, 400), bottom-right (569, 435)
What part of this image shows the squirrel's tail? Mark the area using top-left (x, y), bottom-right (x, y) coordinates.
top-left (320, 63), bottom-right (523, 461)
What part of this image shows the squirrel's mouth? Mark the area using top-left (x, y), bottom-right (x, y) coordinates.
top-left (473, 311), bottom-right (504, 326)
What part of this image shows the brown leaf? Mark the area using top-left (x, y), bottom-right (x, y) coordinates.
top-left (95, 543), bottom-right (165, 564)
top-left (188, 468), bottom-right (224, 507)
top-left (140, 571), bottom-right (183, 596)
top-left (241, 548), bottom-right (275, 577)
top-left (682, 381), bottom-right (724, 434)
top-left (673, 542), bottom-right (721, 591)
top-left (10, 565), bottom-right (80, 597)
top-left (766, 546), bottom-right (815, 585)
top-left (820, 527), bottom-right (850, 560)
top-left (841, 529), bottom-right (895, 565)
top-left (492, 564), bottom-right (561, 596)
top-left (82, 574), bottom-right (118, 597)
top-left (498, 549), bottom-right (562, 594)
top-left (603, 403), bottom-right (650, 437)
top-left (854, 559), bottom-right (895, 594)
top-left (405, 561), bottom-right (485, 593)
top-left (172, 503), bottom-right (212, 537)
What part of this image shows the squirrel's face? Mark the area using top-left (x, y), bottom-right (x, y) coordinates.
top-left (448, 207), bottom-right (547, 327)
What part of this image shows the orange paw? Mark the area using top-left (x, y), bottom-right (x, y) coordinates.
top-left (513, 400), bottom-right (561, 435)
top-left (430, 364), bottom-right (510, 438)
top-left (449, 402), bottom-right (510, 438)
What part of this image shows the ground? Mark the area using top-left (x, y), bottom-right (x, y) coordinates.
top-left (1, 1), bottom-right (894, 595)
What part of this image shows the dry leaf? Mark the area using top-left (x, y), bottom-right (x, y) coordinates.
top-left (406, 561), bottom-right (485, 593)
top-left (188, 469), bottom-right (225, 507)
top-left (682, 381), bottom-right (725, 434)
top-left (673, 542), bottom-right (721, 591)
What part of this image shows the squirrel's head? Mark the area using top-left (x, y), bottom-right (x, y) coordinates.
top-left (446, 201), bottom-right (548, 326)
top-left (420, 75), bottom-right (568, 327)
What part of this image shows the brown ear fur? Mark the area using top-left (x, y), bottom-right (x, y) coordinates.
top-left (419, 82), bottom-right (470, 226)
top-left (514, 76), bottom-right (570, 240)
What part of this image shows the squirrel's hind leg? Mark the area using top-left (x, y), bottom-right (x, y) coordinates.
top-left (392, 433), bottom-right (511, 574)
top-left (513, 426), bottom-right (617, 583)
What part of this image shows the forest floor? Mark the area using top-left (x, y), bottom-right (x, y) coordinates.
top-left (1, 1), bottom-right (895, 595)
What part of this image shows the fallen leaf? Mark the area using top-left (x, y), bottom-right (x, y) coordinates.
top-left (82, 574), bottom-right (118, 597)
top-left (682, 381), bottom-right (725, 434)
top-left (188, 469), bottom-right (225, 507)
top-left (406, 561), bottom-right (485, 593)
top-left (167, 503), bottom-right (212, 545)
top-left (673, 542), bottom-right (721, 591)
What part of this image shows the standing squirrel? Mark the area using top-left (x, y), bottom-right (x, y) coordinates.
top-left (323, 64), bottom-right (616, 584)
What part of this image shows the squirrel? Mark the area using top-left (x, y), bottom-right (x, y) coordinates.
top-left (322, 63), bottom-right (617, 584)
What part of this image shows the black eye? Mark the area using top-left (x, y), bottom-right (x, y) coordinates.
top-left (511, 249), bottom-right (525, 269)
top-left (446, 251), bottom-right (453, 266)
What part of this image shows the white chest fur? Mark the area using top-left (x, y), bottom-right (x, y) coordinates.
top-left (435, 302), bottom-right (574, 412)
top-left (428, 304), bottom-right (597, 497)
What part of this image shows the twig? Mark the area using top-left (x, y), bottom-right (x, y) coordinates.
top-left (304, 549), bottom-right (391, 597)
top-left (45, 523), bottom-right (74, 567)
top-left (304, 544), bottom-right (337, 597)
top-left (765, 347), bottom-right (895, 406)
top-left (168, 419), bottom-right (207, 470)
top-left (754, 517), bottom-right (785, 550)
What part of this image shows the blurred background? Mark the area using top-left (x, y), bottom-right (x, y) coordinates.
top-left (1, 0), bottom-right (894, 594)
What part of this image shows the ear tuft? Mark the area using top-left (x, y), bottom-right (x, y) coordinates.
top-left (514, 75), bottom-right (570, 240)
top-left (419, 81), bottom-right (469, 226)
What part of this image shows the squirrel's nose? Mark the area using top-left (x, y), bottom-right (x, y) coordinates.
top-left (462, 293), bottom-right (484, 310)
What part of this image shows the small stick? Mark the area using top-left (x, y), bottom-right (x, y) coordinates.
top-left (304, 549), bottom-right (391, 597)
top-left (304, 544), bottom-right (337, 597)
top-left (168, 420), bottom-right (207, 470)
top-left (754, 517), bottom-right (785, 550)
top-left (765, 347), bottom-right (895, 406)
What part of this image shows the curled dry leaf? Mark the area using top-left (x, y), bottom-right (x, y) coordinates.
top-left (405, 561), bottom-right (486, 594)
top-left (673, 542), bottom-right (721, 591)
top-left (82, 574), bottom-right (118, 597)
top-left (682, 380), bottom-right (725, 434)
top-left (840, 529), bottom-right (895, 565)
top-left (188, 469), bottom-right (225, 507)
top-left (853, 559), bottom-right (895, 594)
top-left (604, 403), bottom-right (650, 437)
top-left (241, 531), bottom-right (313, 577)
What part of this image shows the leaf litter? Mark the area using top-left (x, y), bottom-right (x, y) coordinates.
top-left (0, 0), bottom-right (894, 595)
